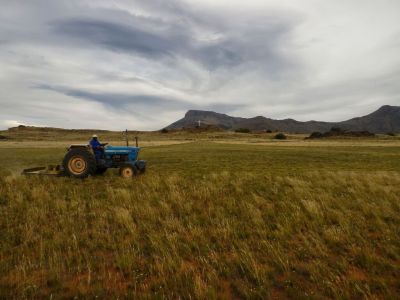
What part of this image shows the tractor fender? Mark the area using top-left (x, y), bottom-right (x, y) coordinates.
top-left (135, 160), bottom-right (146, 173)
top-left (117, 160), bottom-right (146, 176)
top-left (120, 160), bottom-right (146, 174)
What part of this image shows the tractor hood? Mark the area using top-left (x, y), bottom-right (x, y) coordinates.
top-left (104, 146), bottom-right (140, 152)
top-left (104, 146), bottom-right (140, 161)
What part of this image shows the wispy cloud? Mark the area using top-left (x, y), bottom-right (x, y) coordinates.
top-left (0, 0), bottom-right (399, 130)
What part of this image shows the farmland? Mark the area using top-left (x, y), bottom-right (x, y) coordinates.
top-left (0, 132), bottom-right (399, 299)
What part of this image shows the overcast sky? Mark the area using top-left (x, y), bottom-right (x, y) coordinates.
top-left (0, 0), bottom-right (399, 130)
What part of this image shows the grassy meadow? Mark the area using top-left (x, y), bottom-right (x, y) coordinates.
top-left (0, 131), bottom-right (399, 299)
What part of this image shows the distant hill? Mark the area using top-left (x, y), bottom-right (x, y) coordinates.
top-left (338, 105), bottom-right (400, 133)
top-left (165, 105), bottom-right (400, 133)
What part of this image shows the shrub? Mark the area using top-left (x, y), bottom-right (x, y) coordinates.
top-left (274, 133), bottom-right (287, 140)
top-left (309, 132), bottom-right (323, 139)
top-left (235, 128), bottom-right (250, 133)
top-left (266, 129), bottom-right (272, 133)
top-left (160, 128), bottom-right (169, 133)
top-left (0, 135), bottom-right (7, 140)
top-left (387, 132), bottom-right (396, 136)
top-left (330, 127), bottom-right (345, 134)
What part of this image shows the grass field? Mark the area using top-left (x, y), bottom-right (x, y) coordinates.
top-left (0, 135), bottom-right (399, 299)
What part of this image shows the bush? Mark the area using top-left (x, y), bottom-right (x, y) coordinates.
top-left (266, 129), bottom-right (272, 133)
top-left (387, 132), bottom-right (396, 136)
top-left (0, 135), bottom-right (7, 140)
top-left (309, 132), bottom-right (323, 139)
top-left (160, 128), bottom-right (169, 133)
top-left (235, 128), bottom-right (250, 133)
top-left (330, 127), bottom-right (345, 134)
top-left (274, 133), bottom-right (287, 140)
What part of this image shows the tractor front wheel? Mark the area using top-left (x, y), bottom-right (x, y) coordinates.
top-left (119, 165), bottom-right (137, 178)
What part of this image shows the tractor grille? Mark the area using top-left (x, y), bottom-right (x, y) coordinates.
top-left (112, 155), bottom-right (128, 162)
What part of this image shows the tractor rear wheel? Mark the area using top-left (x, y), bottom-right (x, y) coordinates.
top-left (63, 148), bottom-right (97, 178)
top-left (119, 165), bottom-right (137, 178)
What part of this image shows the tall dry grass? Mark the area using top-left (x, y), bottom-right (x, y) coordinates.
top-left (0, 169), bottom-right (399, 299)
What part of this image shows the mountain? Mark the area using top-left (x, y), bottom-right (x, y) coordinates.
top-left (167, 110), bottom-right (245, 130)
top-left (165, 105), bottom-right (400, 133)
top-left (338, 105), bottom-right (400, 133)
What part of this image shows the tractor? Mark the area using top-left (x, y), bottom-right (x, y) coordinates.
top-left (22, 134), bottom-right (146, 178)
top-left (62, 144), bottom-right (146, 178)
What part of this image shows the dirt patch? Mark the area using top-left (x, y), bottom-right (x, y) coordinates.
top-left (348, 267), bottom-right (368, 281)
top-left (270, 287), bottom-right (288, 300)
top-left (220, 280), bottom-right (240, 300)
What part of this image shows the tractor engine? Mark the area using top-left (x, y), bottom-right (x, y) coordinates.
top-left (111, 154), bottom-right (128, 163)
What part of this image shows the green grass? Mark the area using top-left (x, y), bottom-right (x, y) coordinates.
top-left (0, 141), bottom-right (399, 299)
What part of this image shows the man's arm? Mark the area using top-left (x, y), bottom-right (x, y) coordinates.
top-left (90, 139), bottom-right (102, 149)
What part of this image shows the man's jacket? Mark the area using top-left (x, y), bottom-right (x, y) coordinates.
top-left (89, 138), bottom-right (102, 158)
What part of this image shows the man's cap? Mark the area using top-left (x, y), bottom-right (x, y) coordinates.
top-left (92, 134), bottom-right (98, 138)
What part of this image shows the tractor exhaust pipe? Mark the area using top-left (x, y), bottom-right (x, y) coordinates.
top-left (124, 129), bottom-right (139, 147)
top-left (125, 129), bottom-right (129, 146)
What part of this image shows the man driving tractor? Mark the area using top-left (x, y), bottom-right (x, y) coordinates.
top-left (89, 135), bottom-right (108, 159)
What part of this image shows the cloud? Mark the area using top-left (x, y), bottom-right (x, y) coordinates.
top-left (35, 84), bottom-right (186, 107)
top-left (34, 84), bottom-right (246, 113)
top-left (50, 14), bottom-right (292, 72)
top-left (52, 19), bottom-right (181, 59)
top-left (0, 0), bottom-right (399, 130)
top-left (2, 120), bottom-right (25, 128)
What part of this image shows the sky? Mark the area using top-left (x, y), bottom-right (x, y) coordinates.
top-left (0, 0), bottom-right (399, 130)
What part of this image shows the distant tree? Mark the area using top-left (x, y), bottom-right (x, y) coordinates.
top-left (309, 132), bottom-right (323, 139)
top-left (274, 133), bottom-right (287, 140)
top-left (160, 128), bottom-right (169, 133)
top-left (235, 128), bottom-right (250, 133)
top-left (0, 135), bottom-right (7, 140)
top-left (386, 132), bottom-right (396, 136)
top-left (266, 129), bottom-right (272, 133)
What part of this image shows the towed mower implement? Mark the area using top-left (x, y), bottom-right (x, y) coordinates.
top-left (22, 165), bottom-right (64, 176)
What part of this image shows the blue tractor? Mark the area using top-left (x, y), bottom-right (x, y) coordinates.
top-left (62, 142), bottom-right (146, 178)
